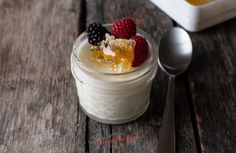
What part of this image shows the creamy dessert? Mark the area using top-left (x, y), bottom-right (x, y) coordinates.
top-left (71, 17), bottom-right (158, 124)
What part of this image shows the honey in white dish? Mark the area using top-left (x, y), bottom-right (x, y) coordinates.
top-left (186, 0), bottom-right (213, 5)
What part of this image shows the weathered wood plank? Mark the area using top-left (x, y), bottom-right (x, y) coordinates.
top-left (0, 79), bottom-right (78, 153)
top-left (84, 0), bottom-right (197, 153)
top-left (0, 0), bottom-right (79, 80)
top-left (0, 0), bottom-right (84, 152)
top-left (188, 19), bottom-right (236, 152)
top-left (175, 76), bottom-right (198, 153)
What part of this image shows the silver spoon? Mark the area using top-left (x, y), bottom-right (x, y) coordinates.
top-left (157, 27), bottom-right (192, 153)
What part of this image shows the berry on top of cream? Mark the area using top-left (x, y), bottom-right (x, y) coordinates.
top-left (86, 17), bottom-right (149, 72)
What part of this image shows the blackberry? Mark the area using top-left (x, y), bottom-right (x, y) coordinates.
top-left (86, 23), bottom-right (109, 46)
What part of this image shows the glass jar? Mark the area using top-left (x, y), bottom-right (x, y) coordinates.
top-left (71, 25), bottom-right (158, 124)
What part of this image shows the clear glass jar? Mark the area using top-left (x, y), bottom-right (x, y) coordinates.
top-left (71, 25), bottom-right (158, 124)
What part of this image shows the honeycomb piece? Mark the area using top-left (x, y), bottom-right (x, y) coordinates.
top-left (91, 35), bottom-right (135, 72)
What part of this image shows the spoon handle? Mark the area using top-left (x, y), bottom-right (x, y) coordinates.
top-left (157, 76), bottom-right (175, 153)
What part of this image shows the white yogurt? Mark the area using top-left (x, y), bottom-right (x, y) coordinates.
top-left (71, 28), bottom-right (158, 124)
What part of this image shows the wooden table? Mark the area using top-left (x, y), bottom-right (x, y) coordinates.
top-left (0, 0), bottom-right (235, 152)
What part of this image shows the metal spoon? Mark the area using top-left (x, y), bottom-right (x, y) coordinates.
top-left (157, 27), bottom-right (192, 153)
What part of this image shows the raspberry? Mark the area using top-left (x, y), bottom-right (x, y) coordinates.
top-left (131, 35), bottom-right (148, 67)
top-left (111, 17), bottom-right (136, 39)
top-left (86, 23), bottom-right (109, 46)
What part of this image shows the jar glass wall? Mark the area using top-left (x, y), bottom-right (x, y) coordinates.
top-left (71, 25), bottom-right (158, 124)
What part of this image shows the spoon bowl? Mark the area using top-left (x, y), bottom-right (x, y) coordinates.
top-left (158, 28), bottom-right (192, 76)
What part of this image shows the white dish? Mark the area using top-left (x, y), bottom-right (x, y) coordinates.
top-left (150, 0), bottom-right (236, 32)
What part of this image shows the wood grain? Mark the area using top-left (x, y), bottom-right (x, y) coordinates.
top-left (0, 0), bottom-right (83, 152)
top-left (3, 0), bottom-right (235, 152)
top-left (188, 19), bottom-right (236, 153)
top-left (0, 79), bottom-right (78, 153)
top-left (0, 0), bottom-right (79, 80)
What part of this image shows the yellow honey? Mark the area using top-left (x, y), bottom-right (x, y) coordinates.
top-left (92, 37), bottom-right (135, 71)
top-left (186, 0), bottom-right (212, 5)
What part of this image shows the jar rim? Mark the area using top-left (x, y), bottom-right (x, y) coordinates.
top-left (72, 24), bottom-right (158, 76)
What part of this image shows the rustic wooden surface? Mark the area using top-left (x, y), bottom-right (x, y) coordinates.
top-left (187, 19), bottom-right (236, 153)
top-left (0, 0), bottom-right (80, 152)
top-left (0, 0), bottom-right (236, 153)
